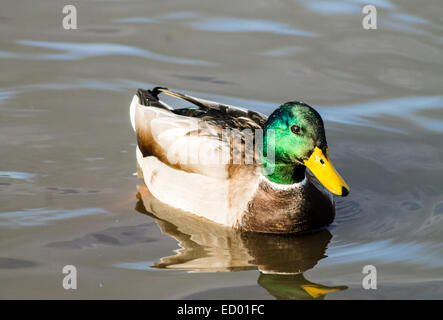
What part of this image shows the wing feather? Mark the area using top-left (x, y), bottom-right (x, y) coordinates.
top-left (131, 94), bottom-right (230, 178)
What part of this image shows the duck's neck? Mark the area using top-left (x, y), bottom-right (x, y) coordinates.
top-left (261, 158), bottom-right (306, 185)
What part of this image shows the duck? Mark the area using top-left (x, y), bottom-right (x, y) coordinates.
top-left (130, 87), bottom-right (350, 234)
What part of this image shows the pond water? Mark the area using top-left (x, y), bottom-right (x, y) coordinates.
top-left (0, 0), bottom-right (442, 299)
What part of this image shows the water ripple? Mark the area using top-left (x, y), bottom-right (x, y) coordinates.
top-left (0, 171), bottom-right (36, 181)
top-left (118, 14), bottom-right (318, 37)
top-left (191, 17), bottom-right (318, 37)
top-left (323, 96), bottom-right (443, 133)
top-left (304, 1), bottom-right (359, 14)
top-left (304, 0), bottom-right (395, 15)
top-left (325, 239), bottom-right (443, 268)
top-left (0, 207), bottom-right (108, 227)
top-left (0, 40), bottom-right (215, 66)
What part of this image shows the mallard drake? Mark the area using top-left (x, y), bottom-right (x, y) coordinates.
top-left (130, 87), bottom-right (350, 234)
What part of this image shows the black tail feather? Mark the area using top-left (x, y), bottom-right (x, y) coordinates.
top-left (137, 87), bottom-right (170, 110)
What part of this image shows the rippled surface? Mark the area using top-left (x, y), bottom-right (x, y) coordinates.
top-left (0, 0), bottom-right (442, 299)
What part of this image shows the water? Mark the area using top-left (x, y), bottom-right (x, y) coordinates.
top-left (1, 0), bottom-right (442, 299)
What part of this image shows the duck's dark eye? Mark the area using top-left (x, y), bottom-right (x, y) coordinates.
top-left (290, 124), bottom-right (301, 135)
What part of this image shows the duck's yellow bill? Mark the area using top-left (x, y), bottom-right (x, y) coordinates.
top-left (303, 147), bottom-right (350, 197)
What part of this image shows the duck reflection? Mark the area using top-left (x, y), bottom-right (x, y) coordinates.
top-left (135, 184), bottom-right (347, 299)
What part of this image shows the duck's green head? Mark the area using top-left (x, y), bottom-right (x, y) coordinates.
top-left (262, 102), bottom-right (350, 196)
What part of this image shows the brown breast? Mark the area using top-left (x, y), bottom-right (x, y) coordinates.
top-left (240, 178), bottom-right (335, 234)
